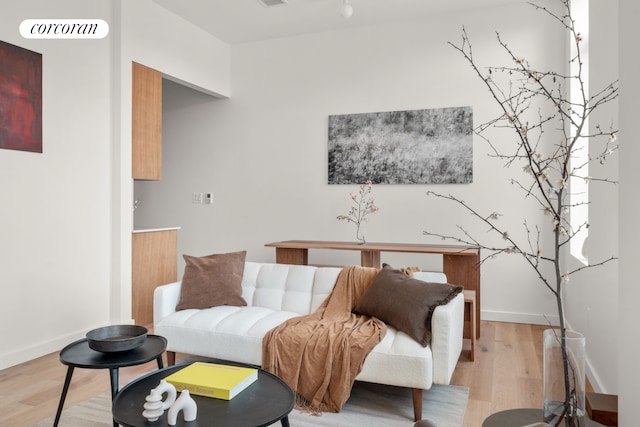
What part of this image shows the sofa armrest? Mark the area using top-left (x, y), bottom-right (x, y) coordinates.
top-left (153, 281), bottom-right (182, 326)
top-left (430, 292), bottom-right (464, 384)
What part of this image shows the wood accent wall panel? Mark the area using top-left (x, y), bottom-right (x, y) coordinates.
top-left (132, 230), bottom-right (177, 325)
top-left (132, 61), bottom-right (162, 180)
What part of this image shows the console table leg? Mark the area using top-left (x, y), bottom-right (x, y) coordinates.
top-left (275, 248), bottom-right (308, 265)
top-left (53, 366), bottom-right (74, 427)
top-left (360, 250), bottom-right (381, 268)
top-left (280, 416), bottom-right (290, 427)
top-left (444, 253), bottom-right (481, 338)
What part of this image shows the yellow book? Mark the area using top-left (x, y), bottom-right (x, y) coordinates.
top-left (165, 362), bottom-right (258, 400)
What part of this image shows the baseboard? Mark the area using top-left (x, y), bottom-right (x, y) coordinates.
top-left (564, 321), bottom-right (610, 395)
top-left (481, 309), bottom-right (560, 326)
top-left (0, 319), bottom-right (135, 371)
top-left (0, 330), bottom-right (85, 371)
top-left (585, 357), bottom-right (609, 393)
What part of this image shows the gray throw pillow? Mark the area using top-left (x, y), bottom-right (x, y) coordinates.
top-left (354, 264), bottom-right (462, 346)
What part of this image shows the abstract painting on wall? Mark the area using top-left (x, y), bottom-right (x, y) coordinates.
top-left (328, 107), bottom-right (473, 184)
top-left (0, 40), bottom-right (42, 153)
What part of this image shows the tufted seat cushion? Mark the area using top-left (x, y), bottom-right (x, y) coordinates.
top-left (156, 262), bottom-right (340, 365)
top-left (154, 306), bottom-right (300, 365)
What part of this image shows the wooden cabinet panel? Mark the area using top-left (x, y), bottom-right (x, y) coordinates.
top-left (132, 62), bottom-right (162, 180)
top-left (132, 230), bottom-right (178, 325)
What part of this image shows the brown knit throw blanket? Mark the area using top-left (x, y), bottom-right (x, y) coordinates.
top-left (261, 265), bottom-right (386, 413)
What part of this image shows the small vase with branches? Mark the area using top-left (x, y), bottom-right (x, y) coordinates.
top-left (423, 1), bottom-right (618, 425)
top-left (337, 180), bottom-right (379, 244)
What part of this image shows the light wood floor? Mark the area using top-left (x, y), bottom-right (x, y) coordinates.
top-left (0, 321), bottom-right (577, 427)
top-left (452, 321), bottom-right (548, 425)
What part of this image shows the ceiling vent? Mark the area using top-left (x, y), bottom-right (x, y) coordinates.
top-left (256, 0), bottom-right (288, 6)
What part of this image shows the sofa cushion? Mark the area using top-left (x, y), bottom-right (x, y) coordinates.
top-left (240, 262), bottom-right (341, 315)
top-left (176, 250), bottom-right (247, 311)
top-left (156, 305), bottom-right (302, 365)
top-left (353, 264), bottom-right (462, 346)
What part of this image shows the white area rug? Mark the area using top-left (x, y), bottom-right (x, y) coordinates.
top-left (34, 381), bottom-right (468, 427)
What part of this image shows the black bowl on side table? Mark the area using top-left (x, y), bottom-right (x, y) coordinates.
top-left (86, 324), bottom-right (148, 353)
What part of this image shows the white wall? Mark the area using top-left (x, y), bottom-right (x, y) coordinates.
top-left (135, 0), bottom-right (622, 397)
top-left (112, 0), bottom-right (231, 324)
top-left (0, 0), bottom-right (113, 369)
top-left (135, 5), bottom-right (564, 325)
top-left (563, 0), bottom-right (619, 394)
top-left (120, 0), bottom-right (230, 97)
top-left (618, 0), bottom-right (639, 423)
top-left (0, 0), bottom-right (230, 370)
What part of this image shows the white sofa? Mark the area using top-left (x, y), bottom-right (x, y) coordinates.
top-left (154, 262), bottom-right (464, 421)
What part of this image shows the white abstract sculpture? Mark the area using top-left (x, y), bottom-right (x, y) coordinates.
top-left (154, 379), bottom-right (177, 410)
top-left (167, 390), bottom-right (197, 425)
top-left (142, 389), bottom-right (164, 422)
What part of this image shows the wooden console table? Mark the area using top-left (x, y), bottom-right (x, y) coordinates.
top-left (265, 240), bottom-right (481, 338)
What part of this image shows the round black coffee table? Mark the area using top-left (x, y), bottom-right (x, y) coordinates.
top-left (112, 362), bottom-right (295, 427)
top-left (54, 334), bottom-right (166, 427)
top-left (482, 408), bottom-right (606, 426)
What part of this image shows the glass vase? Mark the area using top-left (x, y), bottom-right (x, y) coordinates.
top-left (543, 329), bottom-right (586, 427)
top-left (355, 222), bottom-right (366, 244)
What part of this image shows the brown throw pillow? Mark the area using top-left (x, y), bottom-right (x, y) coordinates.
top-left (353, 264), bottom-right (463, 346)
top-left (175, 250), bottom-right (248, 311)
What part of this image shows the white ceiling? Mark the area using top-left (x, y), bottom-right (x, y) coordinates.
top-left (153, 0), bottom-right (521, 45)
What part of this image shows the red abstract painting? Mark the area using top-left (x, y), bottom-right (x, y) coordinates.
top-left (0, 40), bottom-right (42, 153)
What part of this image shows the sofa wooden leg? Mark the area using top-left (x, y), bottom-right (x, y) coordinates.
top-left (166, 351), bottom-right (176, 366)
top-left (412, 388), bottom-right (423, 421)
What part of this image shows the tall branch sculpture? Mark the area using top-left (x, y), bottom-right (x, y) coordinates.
top-left (423, 1), bottom-right (617, 425)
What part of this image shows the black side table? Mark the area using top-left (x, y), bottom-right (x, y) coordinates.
top-left (54, 334), bottom-right (166, 427)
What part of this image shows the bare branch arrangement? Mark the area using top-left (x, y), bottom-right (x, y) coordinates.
top-left (337, 180), bottom-right (379, 244)
top-left (423, 1), bottom-right (618, 425)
